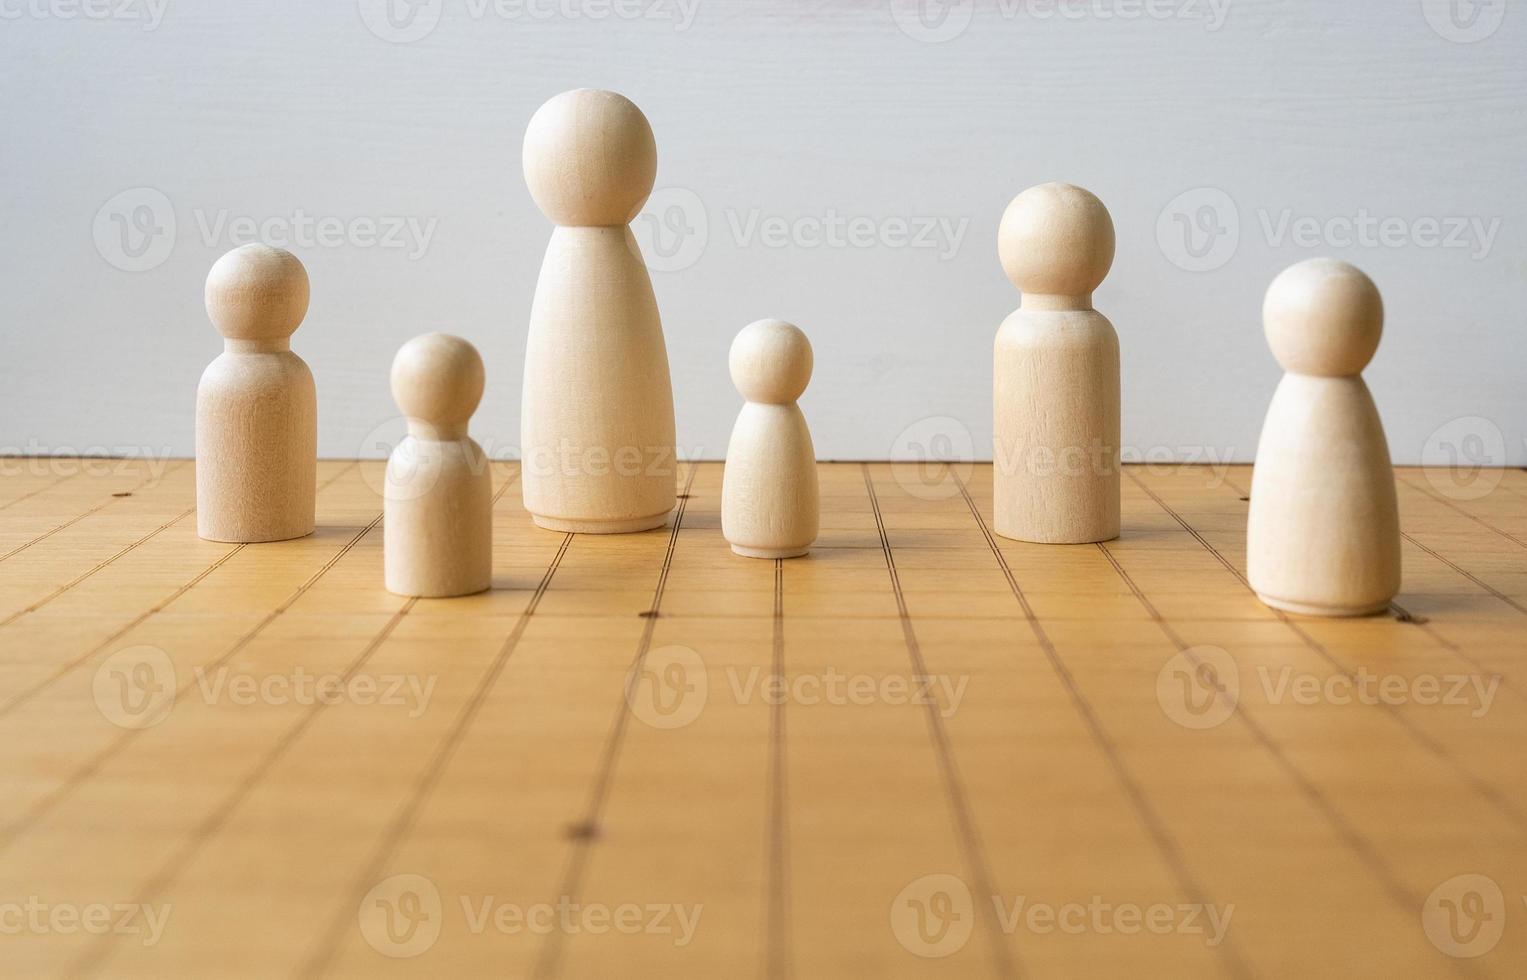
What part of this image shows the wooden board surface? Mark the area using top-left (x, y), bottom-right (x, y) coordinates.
top-left (0, 459), bottom-right (1524, 979)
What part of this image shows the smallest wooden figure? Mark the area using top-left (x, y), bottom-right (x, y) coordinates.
top-left (722, 319), bottom-right (820, 559)
top-left (384, 333), bottom-right (492, 598)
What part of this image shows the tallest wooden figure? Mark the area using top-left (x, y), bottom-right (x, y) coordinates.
top-left (520, 89), bottom-right (678, 533)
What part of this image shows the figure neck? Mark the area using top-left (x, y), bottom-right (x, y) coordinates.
top-left (225, 339), bottom-right (291, 353)
top-left (408, 421), bottom-right (468, 441)
top-left (1021, 293), bottom-right (1093, 312)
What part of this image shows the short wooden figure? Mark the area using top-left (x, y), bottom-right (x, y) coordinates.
top-left (1248, 259), bottom-right (1400, 617)
top-left (722, 319), bottom-right (819, 559)
top-left (520, 88), bottom-right (677, 534)
top-left (196, 243), bottom-right (316, 543)
top-left (384, 333), bottom-right (492, 598)
top-left (993, 182), bottom-right (1121, 544)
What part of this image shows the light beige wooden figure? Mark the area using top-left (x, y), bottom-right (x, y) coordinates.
top-left (993, 182), bottom-right (1120, 544)
top-left (721, 319), bottom-right (819, 559)
top-left (1247, 259), bottom-right (1400, 617)
top-left (520, 88), bottom-right (677, 534)
top-left (196, 244), bottom-right (316, 543)
top-left (384, 333), bottom-right (492, 598)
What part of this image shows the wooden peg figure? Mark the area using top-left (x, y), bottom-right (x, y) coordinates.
top-left (1248, 259), bottom-right (1400, 616)
top-left (384, 334), bottom-right (493, 598)
top-left (722, 319), bottom-right (819, 559)
top-left (520, 88), bottom-right (678, 534)
top-left (993, 182), bottom-right (1121, 544)
top-left (196, 244), bottom-right (316, 543)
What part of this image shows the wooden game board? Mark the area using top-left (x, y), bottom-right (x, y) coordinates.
top-left (0, 458), bottom-right (1524, 979)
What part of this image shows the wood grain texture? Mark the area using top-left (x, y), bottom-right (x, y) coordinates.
top-left (0, 459), bottom-right (1523, 977)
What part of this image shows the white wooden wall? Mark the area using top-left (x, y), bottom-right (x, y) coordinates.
top-left (2, 0), bottom-right (1522, 468)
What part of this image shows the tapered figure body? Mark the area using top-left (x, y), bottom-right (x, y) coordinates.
top-left (1248, 259), bottom-right (1400, 616)
top-left (993, 183), bottom-right (1120, 544)
top-left (196, 244), bottom-right (316, 543)
top-left (722, 320), bottom-right (819, 559)
top-left (384, 334), bottom-right (492, 598)
top-left (520, 88), bottom-right (677, 534)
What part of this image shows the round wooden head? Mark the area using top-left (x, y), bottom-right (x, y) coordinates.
top-left (730, 319), bottom-right (813, 405)
top-left (523, 88), bottom-right (657, 227)
top-left (1264, 258), bottom-right (1383, 377)
top-left (205, 244), bottom-right (310, 342)
top-left (998, 182), bottom-right (1115, 299)
top-left (391, 333), bottom-right (485, 433)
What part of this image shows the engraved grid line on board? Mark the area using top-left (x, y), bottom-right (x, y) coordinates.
top-left (765, 556), bottom-right (791, 980)
top-left (1121, 468), bottom-right (1493, 947)
top-left (0, 496), bottom-right (387, 853)
top-left (1222, 471), bottom-right (1526, 700)
top-left (861, 464), bottom-right (1021, 980)
top-left (299, 526), bottom-right (573, 980)
top-left (531, 464), bottom-right (697, 980)
top-left (66, 594), bottom-right (423, 978)
top-left (0, 460), bottom-right (188, 563)
top-left (1397, 474), bottom-right (1527, 551)
top-left (0, 462), bottom-right (362, 722)
top-left (951, 468), bottom-right (1256, 980)
top-left (0, 469), bottom-right (81, 511)
top-left (1203, 472), bottom-right (1527, 828)
top-left (0, 504), bottom-right (197, 627)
